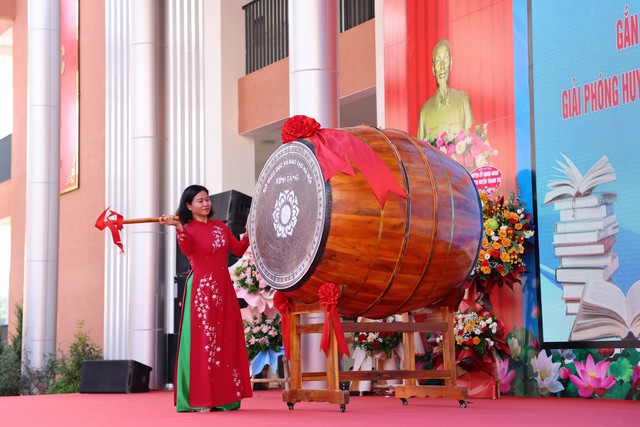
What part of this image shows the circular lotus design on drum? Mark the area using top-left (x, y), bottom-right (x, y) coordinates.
top-left (272, 190), bottom-right (300, 238)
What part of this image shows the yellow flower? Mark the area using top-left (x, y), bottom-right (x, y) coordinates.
top-left (492, 242), bottom-right (502, 250)
top-left (482, 238), bottom-right (489, 247)
top-left (472, 336), bottom-right (481, 345)
top-left (499, 229), bottom-right (507, 238)
top-left (502, 238), bottom-right (511, 247)
top-left (500, 251), bottom-right (510, 262)
top-left (481, 266), bottom-right (491, 274)
top-left (515, 223), bottom-right (523, 230)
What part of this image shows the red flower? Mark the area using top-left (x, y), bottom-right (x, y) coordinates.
top-left (281, 115), bottom-right (321, 143)
top-left (372, 341), bottom-right (381, 350)
top-left (358, 333), bottom-right (367, 342)
top-left (597, 348), bottom-right (615, 358)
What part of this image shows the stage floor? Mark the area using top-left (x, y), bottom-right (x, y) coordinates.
top-left (0, 388), bottom-right (637, 426)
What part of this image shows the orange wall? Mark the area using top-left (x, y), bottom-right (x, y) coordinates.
top-left (238, 18), bottom-right (376, 134)
top-left (9, 0), bottom-right (106, 349)
top-left (0, 0), bottom-right (15, 19)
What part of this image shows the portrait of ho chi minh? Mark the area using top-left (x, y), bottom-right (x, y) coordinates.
top-left (417, 39), bottom-right (474, 141)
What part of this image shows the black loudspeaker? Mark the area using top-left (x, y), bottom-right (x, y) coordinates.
top-left (173, 272), bottom-right (188, 330)
top-left (166, 333), bottom-right (178, 384)
top-left (80, 360), bottom-right (152, 393)
top-left (211, 189), bottom-right (252, 238)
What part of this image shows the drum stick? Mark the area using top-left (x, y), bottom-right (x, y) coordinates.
top-left (122, 215), bottom-right (179, 225)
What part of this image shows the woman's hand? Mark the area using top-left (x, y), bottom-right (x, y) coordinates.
top-left (160, 215), bottom-right (183, 231)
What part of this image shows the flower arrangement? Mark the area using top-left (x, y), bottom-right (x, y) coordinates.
top-left (353, 316), bottom-right (403, 359)
top-left (230, 249), bottom-right (277, 315)
top-left (439, 308), bottom-right (500, 358)
top-left (426, 124), bottom-right (498, 172)
top-left (430, 301), bottom-right (508, 377)
top-left (243, 312), bottom-right (283, 361)
top-left (231, 252), bottom-right (270, 295)
top-left (468, 190), bottom-right (535, 296)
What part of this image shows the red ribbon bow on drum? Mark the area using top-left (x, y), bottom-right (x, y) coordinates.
top-left (273, 291), bottom-right (292, 359)
top-left (95, 207), bottom-right (125, 253)
top-left (318, 283), bottom-right (350, 358)
top-left (281, 115), bottom-right (407, 208)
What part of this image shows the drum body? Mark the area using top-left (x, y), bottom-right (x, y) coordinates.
top-left (248, 126), bottom-right (482, 319)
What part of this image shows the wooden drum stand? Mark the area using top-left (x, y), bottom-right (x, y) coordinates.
top-left (282, 301), bottom-right (468, 412)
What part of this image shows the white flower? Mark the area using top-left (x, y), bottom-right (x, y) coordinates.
top-left (531, 351), bottom-right (564, 395)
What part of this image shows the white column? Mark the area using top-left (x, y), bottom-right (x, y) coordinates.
top-left (104, 0), bottom-right (130, 362)
top-left (165, 0), bottom-right (207, 336)
top-left (21, 0), bottom-right (60, 373)
top-left (289, 0), bottom-right (339, 127)
top-left (127, 0), bottom-right (166, 389)
top-left (288, 0), bottom-right (339, 388)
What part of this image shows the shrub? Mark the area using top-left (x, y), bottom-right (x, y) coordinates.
top-left (0, 342), bottom-right (24, 396)
top-left (0, 305), bottom-right (103, 395)
top-left (48, 321), bottom-right (103, 394)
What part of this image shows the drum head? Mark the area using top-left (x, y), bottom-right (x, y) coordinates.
top-left (248, 141), bottom-right (330, 290)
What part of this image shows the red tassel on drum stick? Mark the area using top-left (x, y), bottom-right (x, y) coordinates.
top-left (95, 208), bottom-right (179, 253)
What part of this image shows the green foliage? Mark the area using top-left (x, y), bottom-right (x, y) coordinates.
top-left (10, 303), bottom-right (23, 358)
top-left (0, 308), bottom-right (103, 395)
top-left (0, 304), bottom-right (26, 396)
top-left (22, 352), bottom-right (57, 395)
top-left (609, 357), bottom-right (633, 382)
top-left (48, 321), bottom-right (103, 394)
top-left (0, 342), bottom-right (25, 396)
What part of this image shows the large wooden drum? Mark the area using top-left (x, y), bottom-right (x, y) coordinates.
top-left (248, 126), bottom-right (482, 319)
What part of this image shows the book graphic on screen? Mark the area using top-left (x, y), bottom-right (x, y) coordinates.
top-left (544, 153), bottom-right (618, 315)
top-left (555, 213), bottom-right (617, 234)
top-left (569, 280), bottom-right (640, 341)
top-left (543, 154), bottom-right (616, 205)
top-left (556, 253), bottom-right (619, 283)
top-left (554, 235), bottom-right (616, 257)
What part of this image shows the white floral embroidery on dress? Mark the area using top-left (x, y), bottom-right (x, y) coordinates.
top-left (195, 273), bottom-right (223, 370)
top-left (211, 225), bottom-right (227, 251)
top-left (176, 230), bottom-right (186, 242)
top-left (232, 369), bottom-right (242, 397)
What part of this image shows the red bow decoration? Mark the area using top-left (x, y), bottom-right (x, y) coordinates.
top-left (318, 282), bottom-right (350, 358)
top-left (95, 208), bottom-right (125, 253)
top-left (273, 291), bottom-right (292, 359)
top-left (281, 115), bottom-right (407, 208)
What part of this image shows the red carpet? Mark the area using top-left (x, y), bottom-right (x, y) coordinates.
top-left (0, 388), bottom-right (637, 427)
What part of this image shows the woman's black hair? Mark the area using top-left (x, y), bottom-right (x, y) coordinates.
top-left (176, 184), bottom-right (214, 224)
